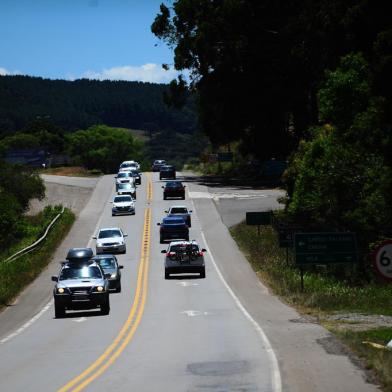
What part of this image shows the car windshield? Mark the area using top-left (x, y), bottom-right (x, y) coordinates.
top-left (98, 230), bottom-right (122, 238)
top-left (114, 196), bottom-right (132, 203)
top-left (59, 265), bottom-right (102, 280)
top-left (121, 162), bottom-right (136, 168)
top-left (118, 172), bottom-right (130, 178)
top-left (155, 160), bottom-right (165, 164)
top-left (96, 258), bottom-right (116, 269)
top-left (170, 208), bottom-right (187, 213)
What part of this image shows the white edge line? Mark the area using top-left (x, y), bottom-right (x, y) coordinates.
top-left (190, 196), bottom-right (282, 392)
top-left (0, 300), bottom-right (53, 344)
top-left (1, 176), bottom-right (113, 345)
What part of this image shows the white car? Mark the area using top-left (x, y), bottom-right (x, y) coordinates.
top-left (119, 160), bottom-right (140, 171)
top-left (111, 195), bottom-right (135, 216)
top-left (93, 228), bottom-right (127, 254)
top-left (115, 172), bottom-right (135, 186)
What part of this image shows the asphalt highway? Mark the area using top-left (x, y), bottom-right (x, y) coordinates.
top-left (0, 173), bottom-right (380, 392)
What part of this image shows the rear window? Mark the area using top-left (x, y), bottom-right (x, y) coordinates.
top-left (96, 258), bottom-right (116, 269)
top-left (169, 244), bottom-right (199, 252)
top-left (170, 208), bottom-right (187, 213)
top-left (163, 218), bottom-right (185, 225)
top-left (166, 182), bottom-right (182, 187)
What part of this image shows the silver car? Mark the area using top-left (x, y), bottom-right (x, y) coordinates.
top-left (94, 228), bottom-right (127, 254)
top-left (116, 182), bottom-right (136, 199)
top-left (111, 195), bottom-right (135, 216)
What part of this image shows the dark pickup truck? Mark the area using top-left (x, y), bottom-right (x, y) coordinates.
top-left (157, 216), bottom-right (189, 243)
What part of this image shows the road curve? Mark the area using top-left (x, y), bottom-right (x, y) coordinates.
top-left (0, 172), bottom-right (379, 392)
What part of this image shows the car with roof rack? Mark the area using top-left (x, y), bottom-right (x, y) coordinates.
top-left (51, 248), bottom-right (110, 318)
top-left (161, 240), bottom-right (206, 279)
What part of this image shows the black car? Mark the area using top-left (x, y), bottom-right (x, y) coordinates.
top-left (159, 165), bottom-right (176, 180)
top-left (92, 255), bottom-right (123, 292)
top-left (157, 216), bottom-right (189, 243)
top-left (162, 181), bottom-right (186, 200)
top-left (51, 258), bottom-right (110, 318)
top-left (128, 169), bottom-right (141, 185)
top-left (161, 241), bottom-right (206, 279)
top-left (152, 159), bottom-right (166, 172)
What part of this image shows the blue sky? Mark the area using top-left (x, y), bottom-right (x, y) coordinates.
top-left (0, 0), bottom-right (177, 83)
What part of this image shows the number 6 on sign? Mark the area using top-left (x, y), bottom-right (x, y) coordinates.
top-left (373, 241), bottom-right (392, 281)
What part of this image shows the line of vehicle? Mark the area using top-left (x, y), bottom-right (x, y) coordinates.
top-left (59, 176), bottom-right (152, 392)
top-left (190, 196), bottom-right (282, 392)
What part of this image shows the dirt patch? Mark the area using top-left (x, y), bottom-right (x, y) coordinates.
top-left (39, 166), bottom-right (98, 177)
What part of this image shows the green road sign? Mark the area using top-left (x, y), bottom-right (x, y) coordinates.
top-left (294, 232), bottom-right (358, 265)
top-left (246, 211), bottom-right (272, 226)
top-left (217, 152), bottom-right (233, 162)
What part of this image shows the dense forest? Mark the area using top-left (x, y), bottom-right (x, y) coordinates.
top-left (0, 75), bottom-right (197, 136)
top-left (152, 0), bottom-right (392, 262)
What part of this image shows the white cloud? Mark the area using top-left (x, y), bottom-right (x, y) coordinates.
top-left (0, 67), bottom-right (21, 76)
top-left (81, 63), bottom-right (178, 83)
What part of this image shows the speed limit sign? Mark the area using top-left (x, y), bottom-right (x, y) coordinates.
top-left (373, 240), bottom-right (392, 281)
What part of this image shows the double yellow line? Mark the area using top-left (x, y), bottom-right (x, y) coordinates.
top-left (59, 174), bottom-right (152, 392)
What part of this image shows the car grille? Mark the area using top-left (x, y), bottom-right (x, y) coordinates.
top-left (69, 287), bottom-right (91, 295)
top-left (102, 242), bottom-right (120, 246)
top-left (116, 206), bottom-right (130, 211)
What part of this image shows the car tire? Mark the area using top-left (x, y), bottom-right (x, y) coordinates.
top-left (181, 196), bottom-right (185, 200)
top-left (54, 301), bottom-right (65, 318)
top-left (185, 235), bottom-right (189, 241)
top-left (163, 196), bottom-right (167, 200)
top-left (200, 268), bottom-right (206, 279)
top-left (160, 237), bottom-right (164, 244)
top-left (101, 298), bottom-right (110, 315)
top-left (116, 282), bottom-right (121, 293)
top-left (165, 270), bottom-right (170, 279)
top-left (122, 247), bottom-right (126, 254)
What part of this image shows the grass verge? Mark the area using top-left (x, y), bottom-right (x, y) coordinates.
top-left (0, 206), bottom-right (75, 309)
top-left (37, 166), bottom-right (102, 177)
top-left (230, 222), bottom-right (392, 390)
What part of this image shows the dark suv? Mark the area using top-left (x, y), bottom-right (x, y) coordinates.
top-left (51, 248), bottom-right (110, 318)
top-left (162, 181), bottom-right (186, 200)
top-left (152, 159), bottom-right (166, 172)
top-left (159, 165), bottom-right (176, 180)
top-left (157, 216), bottom-right (189, 243)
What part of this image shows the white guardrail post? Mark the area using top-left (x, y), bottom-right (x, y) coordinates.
top-left (4, 206), bottom-right (65, 263)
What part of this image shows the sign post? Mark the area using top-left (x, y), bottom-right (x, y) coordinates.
top-left (372, 240), bottom-right (392, 282)
top-left (294, 232), bottom-right (358, 291)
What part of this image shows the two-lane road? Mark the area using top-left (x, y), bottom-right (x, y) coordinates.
top-left (0, 172), bottom-right (380, 392)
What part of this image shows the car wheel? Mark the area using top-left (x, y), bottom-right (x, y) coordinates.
top-left (54, 301), bottom-right (65, 318)
top-left (200, 268), bottom-right (206, 279)
top-left (182, 196), bottom-right (185, 200)
top-left (165, 270), bottom-right (170, 279)
top-left (163, 196), bottom-right (167, 200)
top-left (122, 247), bottom-right (126, 254)
top-left (160, 237), bottom-right (164, 244)
top-left (116, 282), bottom-right (122, 293)
top-left (101, 298), bottom-right (110, 315)
top-left (185, 235), bottom-right (189, 241)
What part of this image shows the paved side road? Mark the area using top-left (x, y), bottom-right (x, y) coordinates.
top-left (182, 172), bottom-right (380, 392)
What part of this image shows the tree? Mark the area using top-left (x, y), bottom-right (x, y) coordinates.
top-left (66, 125), bottom-right (145, 173)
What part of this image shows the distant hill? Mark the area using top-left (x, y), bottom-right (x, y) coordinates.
top-left (0, 75), bottom-right (197, 136)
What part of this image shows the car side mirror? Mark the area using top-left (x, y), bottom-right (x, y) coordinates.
top-left (164, 210), bottom-right (168, 213)
top-left (104, 273), bottom-right (111, 279)
top-left (119, 265), bottom-right (124, 269)
top-left (114, 176), bottom-right (117, 178)
top-left (161, 250), bottom-right (166, 254)
top-left (201, 248), bottom-right (207, 252)
top-left (189, 210), bottom-right (193, 213)
top-left (109, 201), bottom-right (113, 204)
top-left (92, 236), bottom-right (97, 239)
top-left (51, 276), bottom-right (58, 282)
top-left (157, 223), bottom-right (161, 226)
top-left (123, 234), bottom-right (128, 237)
top-left (161, 186), bottom-right (164, 189)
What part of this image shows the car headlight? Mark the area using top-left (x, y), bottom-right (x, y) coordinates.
top-left (111, 273), bottom-right (117, 278)
top-left (57, 288), bottom-right (65, 294)
top-left (96, 286), bottom-right (104, 292)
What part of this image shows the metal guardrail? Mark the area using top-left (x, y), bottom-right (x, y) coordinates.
top-left (4, 206), bottom-right (65, 262)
